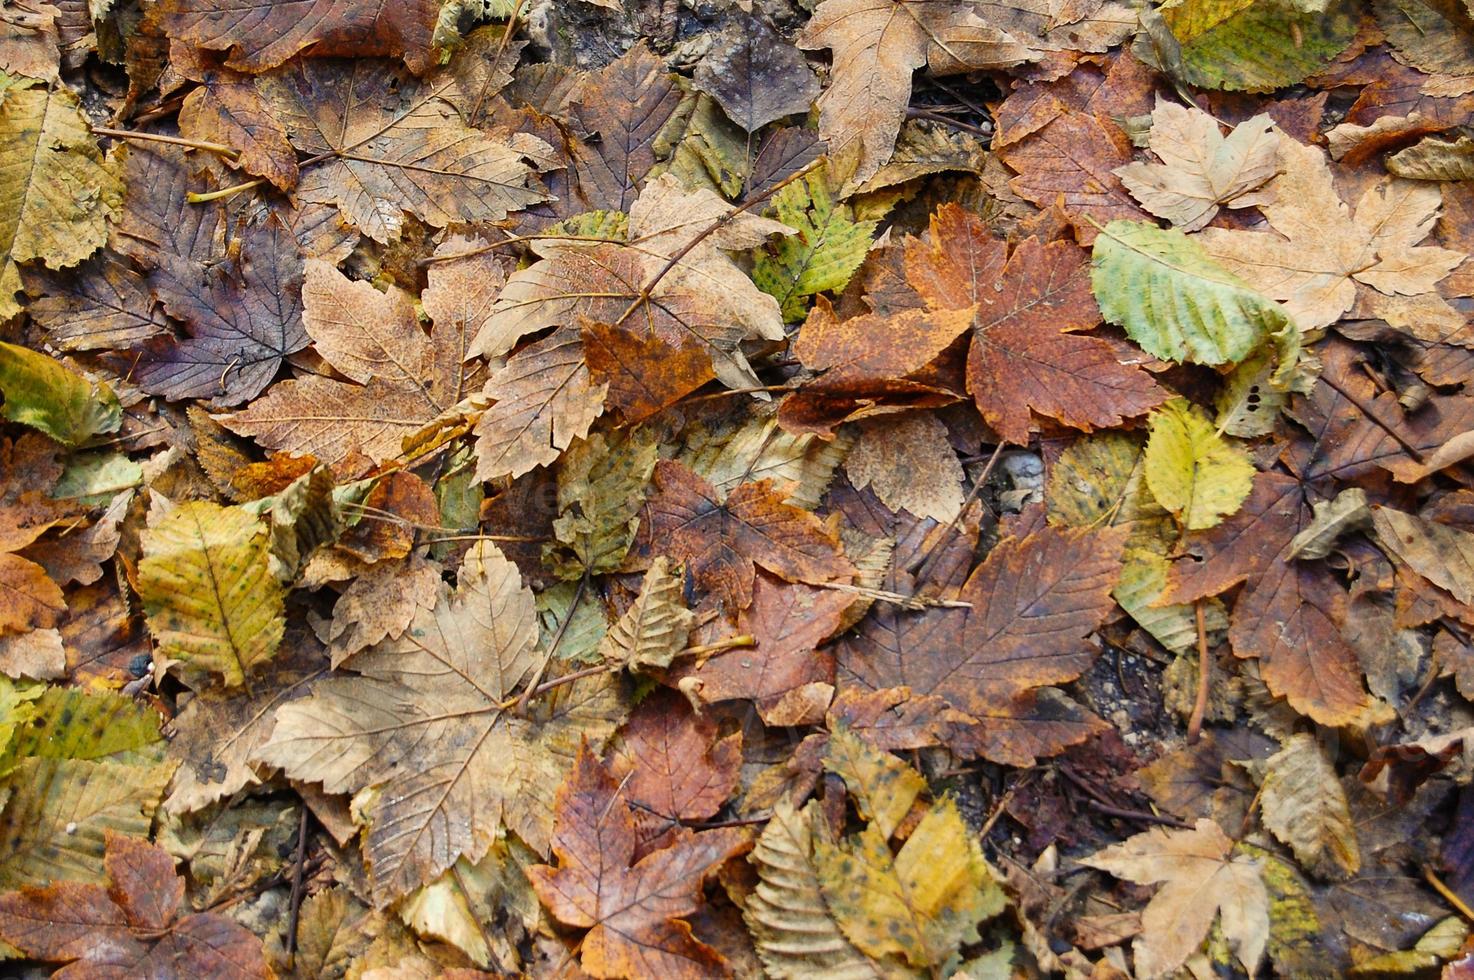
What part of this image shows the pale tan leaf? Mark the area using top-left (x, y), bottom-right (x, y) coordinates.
top-left (1258, 733), bottom-right (1359, 878)
top-left (598, 558), bottom-right (695, 672)
top-left (844, 414), bottom-right (963, 523)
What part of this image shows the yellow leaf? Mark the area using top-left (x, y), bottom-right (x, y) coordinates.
top-left (0, 76), bottom-right (122, 319)
top-left (1144, 399), bottom-right (1254, 530)
top-left (139, 501), bottom-right (286, 689)
top-left (822, 727), bottom-right (925, 840)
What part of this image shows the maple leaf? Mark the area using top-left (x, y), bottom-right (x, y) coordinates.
top-left (177, 70), bottom-right (297, 190)
top-left (839, 525), bottom-right (1125, 765)
top-left (153, 0), bottom-right (441, 74)
top-left (472, 326), bottom-right (607, 482)
top-left (631, 460), bottom-right (855, 612)
top-left (675, 572), bottom-right (851, 723)
top-left (0, 75), bottom-right (122, 320)
top-left (111, 143), bottom-right (307, 406)
top-left (563, 43), bottom-right (685, 213)
top-left (527, 745), bottom-right (747, 979)
top-left (1162, 471), bottom-right (1370, 724)
top-left (472, 175), bottom-right (792, 390)
top-left (905, 204), bottom-right (1167, 443)
top-left (995, 109), bottom-right (1151, 243)
top-left (1082, 818), bottom-right (1269, 978)
top-left (583, 316), bottom-right (718, 425)
top-left (609, 689), bottom-right (741, 854)
top-left (1195, 132), bottom-right (1465, 330)
top-left (844, 413), bottom-right (964, 523)
top-left (1115, 100), bottom-right (1280, 231)
top-left (0, 833), bottom-right (270, 978)
top-left (255, 59), bottom-right (547, 243)
top-left (21, 253), bottom-right (169, 353)
top-left (256, 541), bottom-right (625, 901)
top-left (226, 255), bottom-right (492, 465)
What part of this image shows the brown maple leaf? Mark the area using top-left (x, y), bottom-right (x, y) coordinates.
top-left (255, 59), bottom-right (547, 243)
top-left (153, 0), bottom-right (441, 74)
top-left (674, 572), bottom-right (851, 724)
top-left (227, 254), bottom-right (493, 466)
top-left (1161, 470), bottom-right (1369, 725)
top-left (995, 109), bottom-right (1151, 243)
top-left (631, 460), bottom-right (855, 613)
top-left (838, 524), bottom-right (1126, 765)
top-left (472, 326), bottom-right (608, 482)
top-left (797, 0), bottom-right (1039, 187)
top-left (582, 317), bottom-right (717, 424)
top-left (609, 690), bottom-right (742, 856)
top-left (528, 745), bottom-right (747, 979)
top-left (178, 69), bottom-right (298, 191)
top-left (907, 204), bottom-right (1166, 443)
top-left (0, 833), bottom-right (270, 978)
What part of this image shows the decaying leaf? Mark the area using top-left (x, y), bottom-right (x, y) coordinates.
top-left (1083, 819), bottom-right (1269, 978)
top-left (1144, 399), bottom-right (1254, 531)
top-left (527, 745), bottom-right (747, 979)
top-left (1258, 733), bottom-right (1360, 879)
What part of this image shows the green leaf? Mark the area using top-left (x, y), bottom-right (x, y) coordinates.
top-left (753, 167), bottom-right (878, 322)
top-left (1091, 220), bottom-right (1297, 369)
top-left (1134, 0), bottom-right (1361, 92)
top-left (544, 430), bottom-right (658, 580)
top-left (139, 501), bottom-right (286, 689)
top-left (1144, 399), bottom-right (1255, 531)
top-left (0, 342), bottom-right (119, 446)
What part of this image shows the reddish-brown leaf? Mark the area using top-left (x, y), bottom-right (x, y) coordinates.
top-left (0, 834), bottom-right (270, 978)
top-left (610, 690), bottom-right (742, 855)
top-left (632, 460), bottom-right (855, 612)
top-left (995, 110), bottom-right (1151, 244)
top-left (527, 746), bottom-right (747, 979)
top-left (674, 573), bottom-right (850, 722)
top-left (838, 525), bottom-right (1125, 764)
top-left (152, 0), bottom-right (441, 74)
top-left (906, 205), bottom-right (1165, 443)
top-left (1163, 471), bottom-right (1369, 725)
top-left (583, 318), bottom-right (716, 424)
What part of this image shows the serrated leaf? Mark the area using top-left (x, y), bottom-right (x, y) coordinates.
top-left (598, 558), bottom-right (695, 672)
top-left (1145, 400), bottom-right (1255, 531)
top-left (0, 76), bottom-right (122, 320)
top-left (754, 167), bottom-right (878, 322)
top-left (823, 727), bottom-right (925, 840)
top-left (745, 799), bottom-right (897, 980)
top-left (1258, 733), bottom-right (1359, 879)
top-left (138, 501), bottom-right (286, 689)
top-left (816, 797), bottom-right (1005, 968)
top-left (1092, 219), bottom-right (1297, 368)
top-left (546, 431), bottom-right (658, 580)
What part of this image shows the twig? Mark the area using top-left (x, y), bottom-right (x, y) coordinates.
top-left (91, 127), bottom-right (239, 158)
top-left (609, 158), bottom-right (823, 329)
top-left (1187, 601), bottom-right (1210, 744)
top-left (1086, 799), bottom-right (1193, 830)
top-left (512, 571), bottom-right (589, 714)
top-left (905, 107), bottom-right (994, 140)
top-left (1425, 864), bottom-right (1474, 923)
top-left (816, 581), bottom-right (972, 610)
top-left (285, 806), bottom-right (310, 966)
top-left (913, 439), bottom-right (1006, 587)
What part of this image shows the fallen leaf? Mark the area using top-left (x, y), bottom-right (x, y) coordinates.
top-left (632, 460), bottom-right (855, 612)
top-left (1144, 399), bottom-right (1255, 530)
top-left (1082, 818), bottom-right (1269, 978)
top-left (527, 745), bottom-right (747, 979)
top-left (694, 10), bottom-right (819, 132)
top-left (0, 77), bottom-right (122, 321)
top-left (598, 558), bottom-right (696, 673)
top-left (0, 833), bottom-right (271, 978)
top-left (753, 165), bottom-right (877, 323)
top-left (154, 0), bottom-right (442, 74)
top-left (257, 541), bottom-right (624, 901)
top-left (1115, 100), bottom-right (1279, 231)
top-left (1258, 733), bottom-right (1360, 879)
top-left (844, 414), bottom-right (964, 523)
top-left (1371, 505), bottom-right (1474, 606)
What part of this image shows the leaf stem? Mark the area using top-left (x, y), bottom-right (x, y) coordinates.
top-left (1187, 600), bottom-right (1210, 744)
top-left (187, 179), bottom-right (265, 204)
top-left (91, 126), bottom-right (239, 159)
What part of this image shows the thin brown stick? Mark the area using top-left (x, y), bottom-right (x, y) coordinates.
top-left (1187, 601), bottom-right (1210, 744)
top-left (285, 806), bottom-right (310, 966)
top-left (913, 439), bottom-right (1007, 587)
top-left (609, 158), bottom-right (823, 329)
top-left (1319, 370), bottom-right (1427, 462)
top-left (683, 634), bottom-right (756, 658)
top-left (904, 107), bottom-right (993, 140)
top-left (91, 127), bottom-right (239, 158)
top-left (1086, 799), bottom-right (1193, 830)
